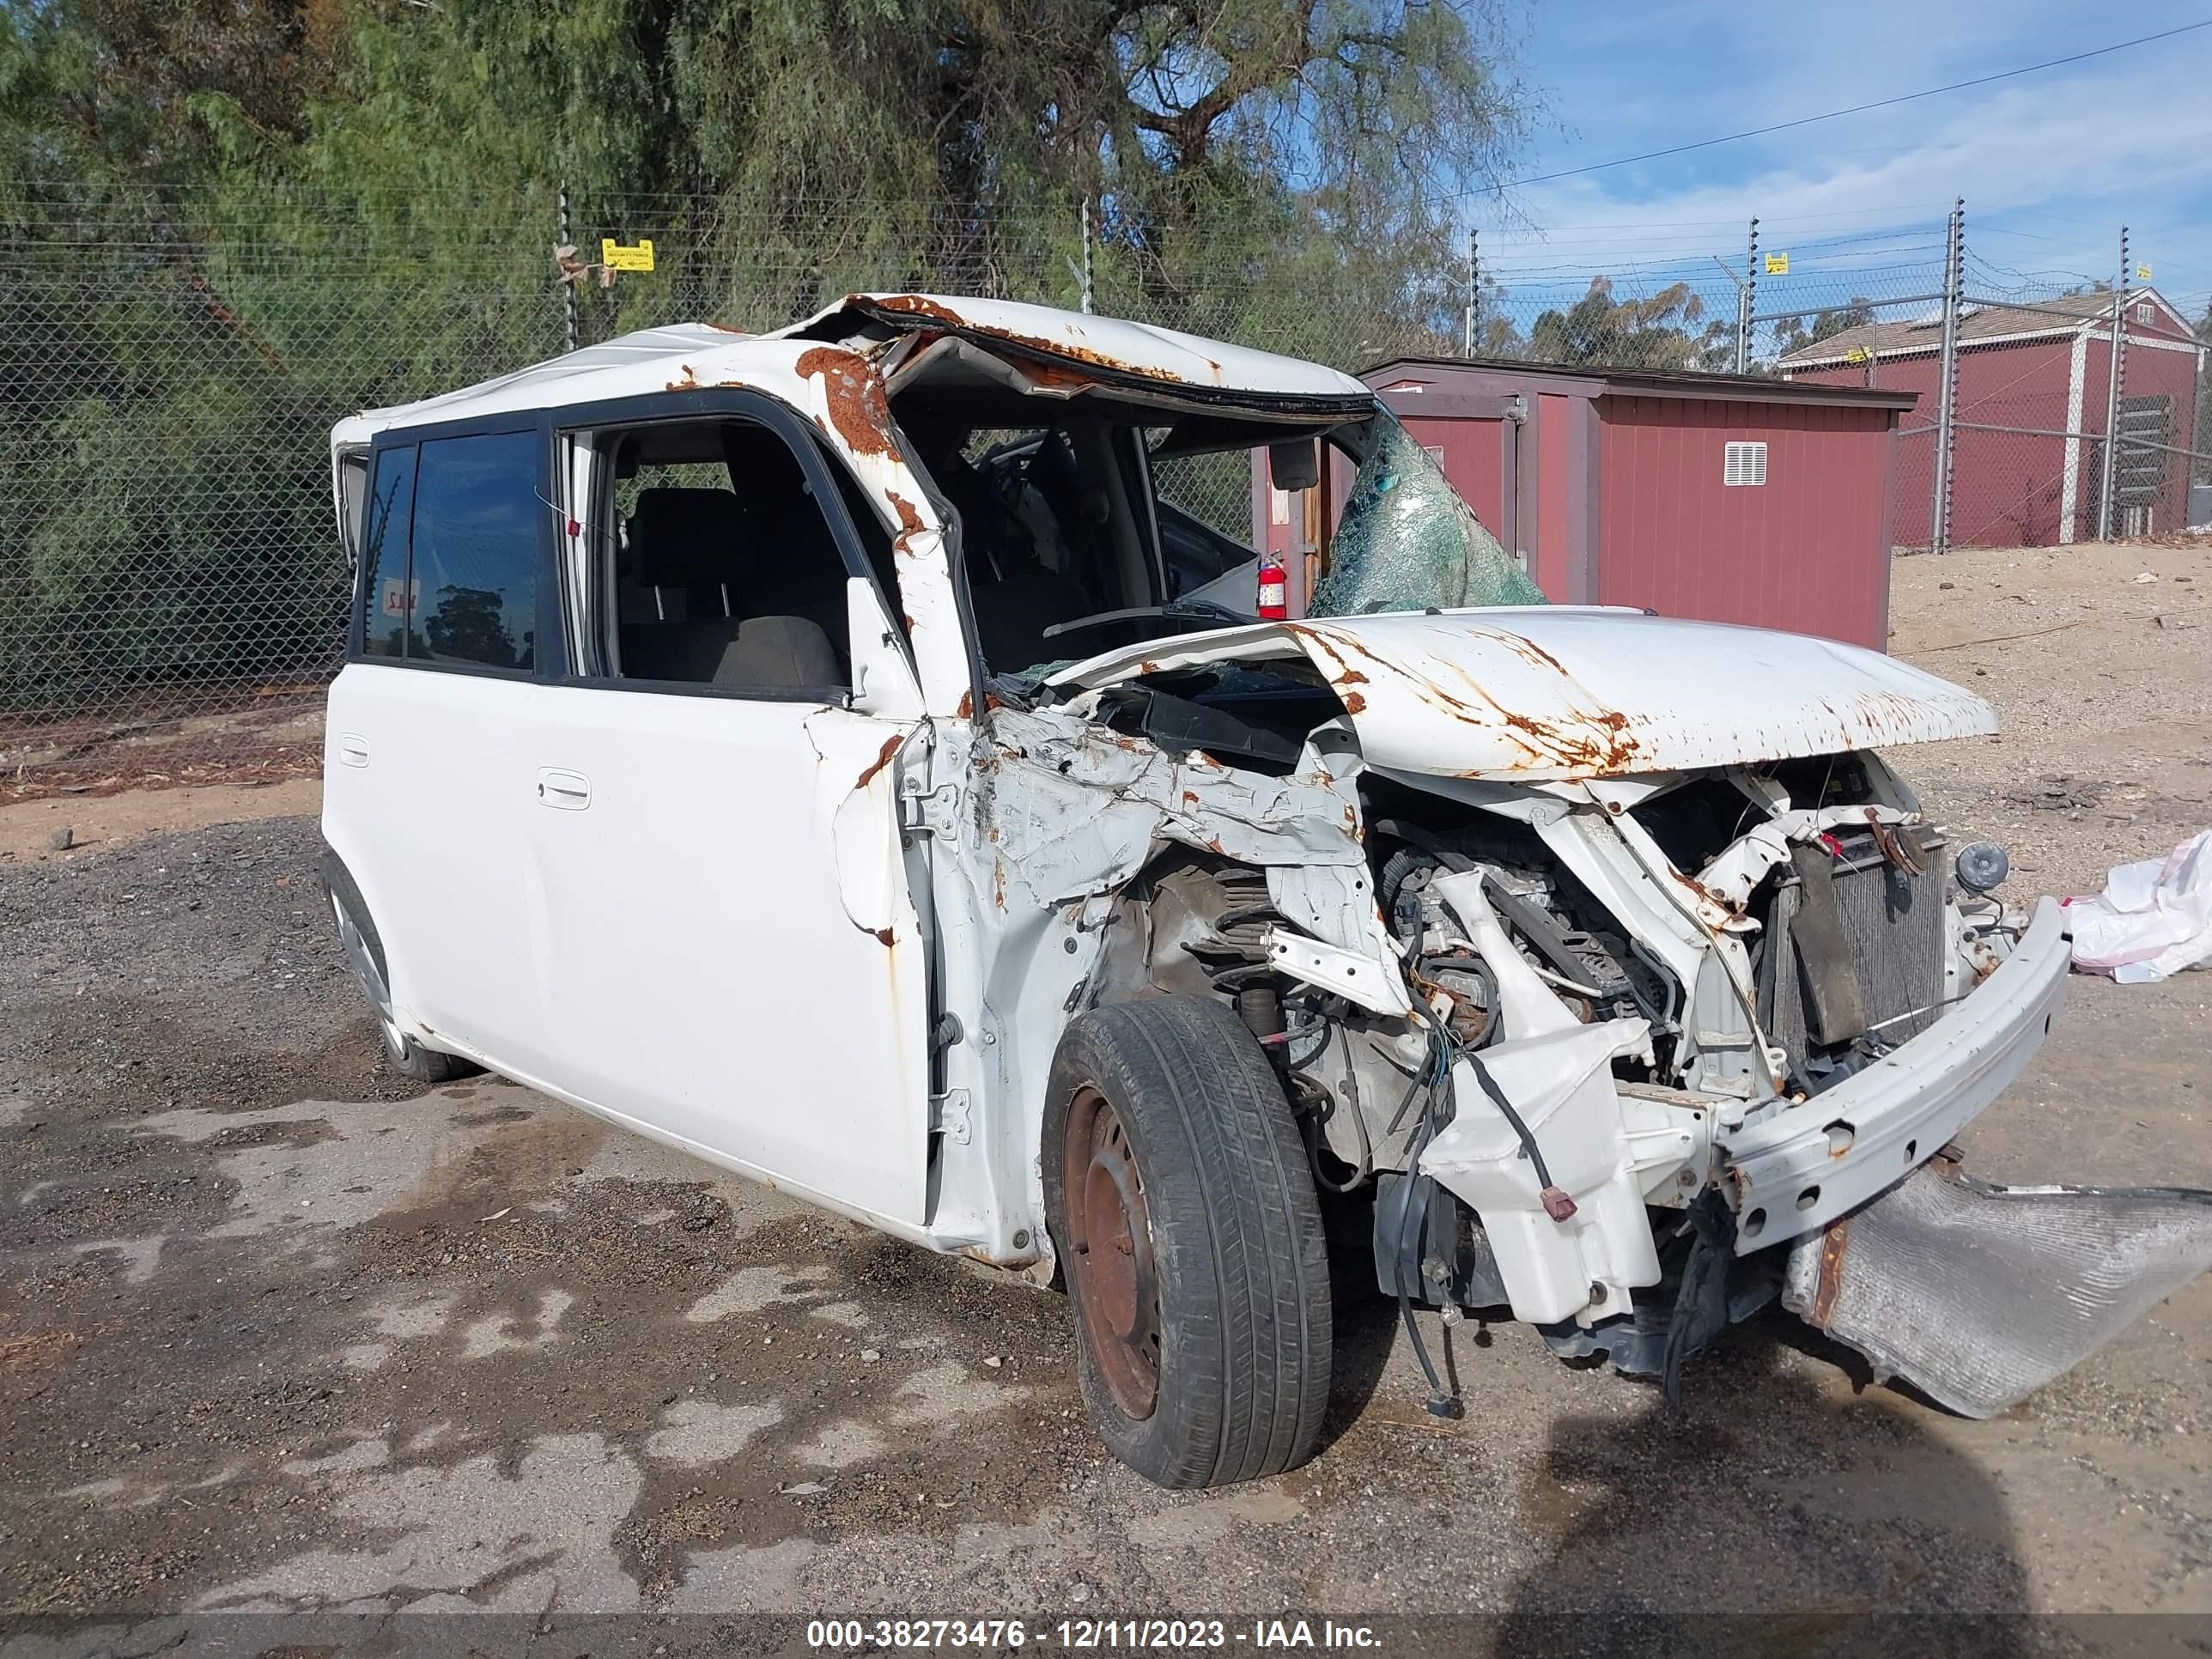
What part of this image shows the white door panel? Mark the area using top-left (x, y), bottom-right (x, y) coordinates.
top-left (524, 685), bottom-right (932, 1227)
top-left (321, 663), bottom-right (551, 1067)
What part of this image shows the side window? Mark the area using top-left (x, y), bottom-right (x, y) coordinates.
top-left (360, 445), bottom-right (416, 659)
top-left (587, 416), bottom-right (859, 692)
top-left (410, 431), bottom-right (542, 672)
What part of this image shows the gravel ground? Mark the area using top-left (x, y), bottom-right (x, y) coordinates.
top-left (2, 543), bottom-right (2209, 1652)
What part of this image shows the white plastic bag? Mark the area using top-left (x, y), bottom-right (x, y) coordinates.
top-left (2067, 830), bottom-right (2212, 982)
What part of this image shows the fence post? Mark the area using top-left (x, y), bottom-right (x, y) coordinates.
top-left (2097, 225), bottom-right (2130, 541)
top-left (1079, 197), bottom-right (1095, 316)
top-left (1463, 226), bottom-right (1479, 358)
top-left (1929, 198), bottom-right (1965, 556)
top-left (559, 183), bottom-right (579, 354)
top-left (1739, 218), bottom-right (1758, 374)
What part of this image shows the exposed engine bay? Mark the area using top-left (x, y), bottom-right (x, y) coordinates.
top-left (1006, 643), bottom-right (2212, 1418)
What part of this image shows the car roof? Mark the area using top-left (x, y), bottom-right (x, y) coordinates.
top-left (331, 295), bottom-right (1370, 447)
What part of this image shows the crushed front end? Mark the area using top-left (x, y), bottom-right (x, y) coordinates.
top-left (1039, 613), bottom-right (2212, 1417)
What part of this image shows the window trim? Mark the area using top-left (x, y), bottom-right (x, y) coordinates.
top-left (349, 413), bottom-right (562, 678)
top-left (550, 388), bottom-right (908, 698)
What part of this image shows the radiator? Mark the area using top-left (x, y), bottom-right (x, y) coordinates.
top-left (1759, 824), bottom-right (1948, 1066)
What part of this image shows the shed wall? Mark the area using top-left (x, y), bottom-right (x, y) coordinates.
top-left (1790, 327), bottom-right (2203, 546)
top-left (1395, 411), bottom-right (1506, 527)
top-left (1596, 397), bottom-right (1894, 649)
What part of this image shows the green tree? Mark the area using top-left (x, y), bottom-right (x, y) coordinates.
top-left (1524, 276), bottom-right (1710, 369)
top-left (0, 0), bottom-right (1546, 701)
top-left (1773, 297), bottom-right (1875, 358)
top-left (0, 0), bottom-right (341, 193)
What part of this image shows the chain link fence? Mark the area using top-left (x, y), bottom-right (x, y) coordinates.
top-left (3, 187), bottom-right (2205, 793)
top-left (1753, 210), bottom-right (2209, 553)
top-left (2, 189), bottom-right (562, 794)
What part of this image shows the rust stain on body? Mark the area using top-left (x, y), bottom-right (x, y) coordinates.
top-left (1810, 1217), bottom-right (1851, 1326)
top-left (1668, 864), bottom-right (1743, 915)
top-left (794, 345), bottom-right (901, 460)
top-left (1491, 706), bottom-right (1641, 775)
top-left (1009, 358), bottom-right (1098, 391)
top-left (871, 294), bottom-right (964, 325)
top-left (1494, 632), bottom-right (1567, 675)
top-left (854, 733), bottom-right (902, 792)
top-left (860, 295), bottom-right (1182, 384)
top-left (1289, 621), bottom-right (1643, 775)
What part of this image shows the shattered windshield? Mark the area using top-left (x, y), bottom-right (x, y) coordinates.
top-left (1313, 408), bottom-right (1547, 615)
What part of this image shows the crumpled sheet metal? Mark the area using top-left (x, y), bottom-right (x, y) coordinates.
top-left (1784, 1165), bottom-right (2212, 1418)
top-left (977, 707), bottom-right (1364, 912)
top-left (1312, 409), bottom-right (1546, 617)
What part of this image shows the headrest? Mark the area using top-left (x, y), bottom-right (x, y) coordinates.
top-left (628, 488), bottom-right (749, 586)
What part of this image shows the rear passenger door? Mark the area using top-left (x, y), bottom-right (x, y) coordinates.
top-left (520, 395), bottom-right (936, 1231)
top-left (323, 422), bottom-right (561, 1073)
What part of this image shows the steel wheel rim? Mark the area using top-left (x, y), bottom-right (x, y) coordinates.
top-left (330, 890), bottom-right (405, 1060)
top-left (1063, 1083), bottom-right (1161, 1419)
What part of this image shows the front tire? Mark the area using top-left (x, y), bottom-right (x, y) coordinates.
top-left (318, 852), bottom-right (477, 1084)
top-left (1042, 997), bottom-right (1331, 1488)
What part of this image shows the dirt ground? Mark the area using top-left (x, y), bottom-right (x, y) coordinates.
top-left (1, 693), bottom-right (326, 804)
top-left (2, 538), bottom-right (2209, 1652)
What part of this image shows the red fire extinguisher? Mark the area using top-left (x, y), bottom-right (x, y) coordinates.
top-left (1256, 555), bottom-right (1289, 621)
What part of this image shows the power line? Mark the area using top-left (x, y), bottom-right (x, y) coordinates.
top-left (1486, 19), bottom-right (2212, 194)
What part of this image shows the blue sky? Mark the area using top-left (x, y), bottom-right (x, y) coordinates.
top-left (1479, 2), bottom-right (2212, 331)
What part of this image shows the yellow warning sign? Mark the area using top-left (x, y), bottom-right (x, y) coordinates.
top-left (1844, 346), bottom-right (1873, 365)
top-left (600, 238), bottom-right (656, 273)
top-left (2135, 262), bottom-right (2152, 282)
top-left (1764, 252), bottom-right (1790, 275)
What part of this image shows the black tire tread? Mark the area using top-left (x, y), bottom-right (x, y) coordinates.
top-left (1045, 996), bottom-right (1330, 1487)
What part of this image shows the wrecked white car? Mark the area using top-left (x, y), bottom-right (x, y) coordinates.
top-left (322, 295), bottom-right (2212, 1489)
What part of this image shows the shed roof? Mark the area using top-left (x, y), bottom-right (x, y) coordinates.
top-left (1363, 356), bottom-right (1917, 410)
top-left (1778, 286), bottom-right (2196, 370)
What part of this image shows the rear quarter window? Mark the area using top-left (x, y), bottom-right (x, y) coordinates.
top-left (360, 446), bottom-right (416, 659)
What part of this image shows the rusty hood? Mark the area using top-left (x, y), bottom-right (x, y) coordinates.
top-left (1045, 608), bottom-right (1997, 780)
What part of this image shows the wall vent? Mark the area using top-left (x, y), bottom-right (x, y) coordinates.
top-left (1723, 441), bottom-right (1768, 487)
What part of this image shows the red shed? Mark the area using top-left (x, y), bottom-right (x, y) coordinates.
top-left (1256, 359), bottom-right (1916, 651)
top-left (1781, 288), bottom-right (2206, 547)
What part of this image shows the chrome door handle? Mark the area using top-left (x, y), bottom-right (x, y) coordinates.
top-left (536, 768), bottom-right (592, 810)
top-left (336, 732), bottom-right (371, 768)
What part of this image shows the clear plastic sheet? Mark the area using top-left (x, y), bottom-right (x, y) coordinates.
top-left (1312, 410), bottom-right (1547, 617)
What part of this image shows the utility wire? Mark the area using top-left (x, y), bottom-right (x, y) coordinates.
top-left (1485, 20), bottom-right (2212, 194)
